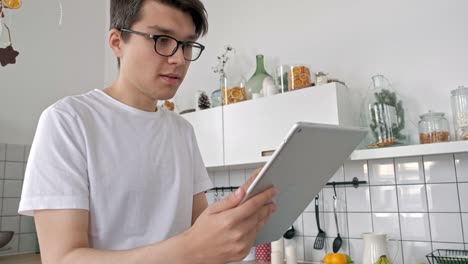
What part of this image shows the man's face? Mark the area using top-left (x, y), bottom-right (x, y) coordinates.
top-left (119, 1), bottom-right (197, 101)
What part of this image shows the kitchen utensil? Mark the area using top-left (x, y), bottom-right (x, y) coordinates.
top-left (332, 194), bottom-right (342, 253)
top-left (283, 225), bottom-right (295, 239)
top-left (313, 195), bottom-right (326, 249)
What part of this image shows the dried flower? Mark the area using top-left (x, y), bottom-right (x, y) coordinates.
top-left (212, 45), bottom-right (235, 75)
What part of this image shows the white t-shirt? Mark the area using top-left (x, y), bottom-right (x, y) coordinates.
top-left (19, 89), bottom-right (213, 250)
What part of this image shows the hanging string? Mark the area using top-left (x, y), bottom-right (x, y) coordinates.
top-left (58, 0), bottom-right (63, 26)
top-left (0, 2), bottom-right (4, 43)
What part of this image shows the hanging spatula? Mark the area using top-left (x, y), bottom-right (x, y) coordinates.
top-left (313, 195), bottom-right (326, 249)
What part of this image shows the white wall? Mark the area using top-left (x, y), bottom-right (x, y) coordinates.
top-left (0, 0), bottom-right (106, 144)
top-left (6, 0), bottom-right (468, 144)
top-left (173, 0), bottom-right (468, 143)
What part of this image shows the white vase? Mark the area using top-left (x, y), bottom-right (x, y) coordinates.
top-left (362, 233), bottom-right (388, 264)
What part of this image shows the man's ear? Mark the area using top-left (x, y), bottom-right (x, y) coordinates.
top-left (108, 28), bottom-right (123, 59)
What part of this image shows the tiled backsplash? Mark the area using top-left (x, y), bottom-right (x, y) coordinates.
top-left (3, 141), bottom-right (467, 263)
top-left (207, 153), bottom-right (468, 264)
top-left (0, 144), bottom-right (37, 256)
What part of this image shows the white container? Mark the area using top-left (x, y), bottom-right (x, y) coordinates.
top-left (362, 233), bottom-right (388, 264)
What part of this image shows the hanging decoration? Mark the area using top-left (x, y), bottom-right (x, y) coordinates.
top-left (57, 0), bottom-right (63, 26)
top-left (0, 1), bottom-right (20, 67)
top-left (2, 0), bottom-right (22, 9)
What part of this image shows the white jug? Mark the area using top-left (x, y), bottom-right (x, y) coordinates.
top-left (362, 233), bottom-right (389, 264)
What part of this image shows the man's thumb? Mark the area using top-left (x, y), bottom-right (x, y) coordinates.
top-left (208, 187), bottom-right (245, 214)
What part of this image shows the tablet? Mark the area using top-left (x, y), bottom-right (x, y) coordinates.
top-left (241, 122), bottom-right (368, 245)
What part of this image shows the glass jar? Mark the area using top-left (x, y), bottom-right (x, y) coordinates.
top-left (275, 64), bottom-right (289, 93)
top-left (316, 72), bottom-right (329, 85)
top-left (418, 111), bottom-right (450, 144)
top-left (222, 77), bottom-right (247, 105)
top-left (450, 86), bottom-right (468, 140)
top-left (288, 64), bottom-right (313, 91)
top-left (246, 54), bottom-right (273, 100)
top-left (363, 75), bottom-right (408, 148)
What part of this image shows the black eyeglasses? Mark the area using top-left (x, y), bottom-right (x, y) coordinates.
top-left (120, 28), bottom-right (205, 61)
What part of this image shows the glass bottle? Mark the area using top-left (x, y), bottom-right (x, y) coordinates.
top-left (246, 54), bottom-right (273, 100)
top-left (450, 86), bottom-right (468, 140)
top-left (363, 75), bottom-right (408, 148)
top-left (418, 111), bottom-right (450, 144)
top-left (211, 73), bottom-right (227, 107)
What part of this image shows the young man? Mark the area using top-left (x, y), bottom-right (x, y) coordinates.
top-left (18, 0), bottom-right (277, 263)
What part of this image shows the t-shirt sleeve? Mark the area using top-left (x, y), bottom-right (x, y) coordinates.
top-left (18, 107), bottom-right (89, 216)
top-left (190, 128), bottom-right (213, 195)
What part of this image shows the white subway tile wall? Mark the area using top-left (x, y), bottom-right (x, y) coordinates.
top-left (208, 152), bottom-right (468, 263)
top-left (395, 156), bottom-right (425, 184)
top-left (455, 153), bottom-right (468, 182)
top-left (0, 144), bottom-right (37, 256)
top-left (424, 154), bottom-right (457, 183)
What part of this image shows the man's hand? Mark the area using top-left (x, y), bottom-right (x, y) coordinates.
top-left (184, 168), bottom-right (277, 264)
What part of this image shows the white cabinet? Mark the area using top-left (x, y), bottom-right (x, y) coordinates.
top-left (182, 82), bottom-right (353, 168)
top-left (223, 83), bottom-right (353, 166)
top-left (182, 107), bottom-right (224, 168)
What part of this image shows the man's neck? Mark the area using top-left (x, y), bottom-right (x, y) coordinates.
top-left (104, 78), bottom-right (158, 112)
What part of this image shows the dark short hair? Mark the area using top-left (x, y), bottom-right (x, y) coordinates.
top-left (110, 0), bottom-right (208, 66)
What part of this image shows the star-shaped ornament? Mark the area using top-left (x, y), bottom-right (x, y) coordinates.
top-left (0, 44), bottom-right (19, 66)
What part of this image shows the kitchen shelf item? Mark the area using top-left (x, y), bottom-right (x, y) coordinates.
top-left (288, 64), bottom-right (313, 90)
top-left (332, 185), bottom-right (342, 253)
top-left (451, 86), bottom-right (468, 140)
top-left (426, 249), bottom-right (468, 264)
top-left (246, 54), bottom-right (273, 100)
top-left (313, 195), bottom-right (326, 249)
top-left (418, 111), bottom-right (450, 144)
top-left (363, 75), bottom-right (407, 148)
top-left (316, 72), bottom-right (329, 85)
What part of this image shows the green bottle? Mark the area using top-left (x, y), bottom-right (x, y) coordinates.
top-left (246, 54), bottom-right (272, 100)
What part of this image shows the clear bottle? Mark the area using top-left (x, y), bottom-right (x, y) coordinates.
top-left (418, 111), bottom-right (450, 144)
top-left (246, 54), bottom-right (273, 99)
top-left (363, 75), bottom-right (408, 148)
top-left (210, 73), bottom-right (227, 107)
top-left (450, 86), bottom-right (468, 140)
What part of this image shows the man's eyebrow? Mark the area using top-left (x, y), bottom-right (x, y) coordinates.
top-left (147, 25), bottom-right (198, 40)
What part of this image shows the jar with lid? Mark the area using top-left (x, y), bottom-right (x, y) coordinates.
top-left (316, 72), bottom-right (329, 85)
top-left (450, 86), bottom-right (468, 140)
top-left (418, 111), bottom-right (450, 144)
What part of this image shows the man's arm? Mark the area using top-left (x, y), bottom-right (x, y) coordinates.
top-left (192, 192), bottom-right (208, 225)
top-left (35, 169), bottom-right (277, 264)
top-left (35, 209), bottom-right (189, 264)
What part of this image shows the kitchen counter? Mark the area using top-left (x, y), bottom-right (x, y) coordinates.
top-left (0, 257), bottom-right (262, 264)
top-left (0, 253), bottom-right (41, 264)
top-left (0, 254), bottom-right (319, 264)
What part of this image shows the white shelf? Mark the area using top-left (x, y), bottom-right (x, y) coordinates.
top-left (350, 140), bottom-right (468, 160)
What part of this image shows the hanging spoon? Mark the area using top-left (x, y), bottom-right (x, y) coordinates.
top-left (332, 194), bottom-right (342, 253)
top-left (283, 225), bottom-right (295, 240)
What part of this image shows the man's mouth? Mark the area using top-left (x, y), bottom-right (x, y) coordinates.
top-left (160, 73), bottom-right (183, 85)
top-left (161, 73), bottom-right (181, 80)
